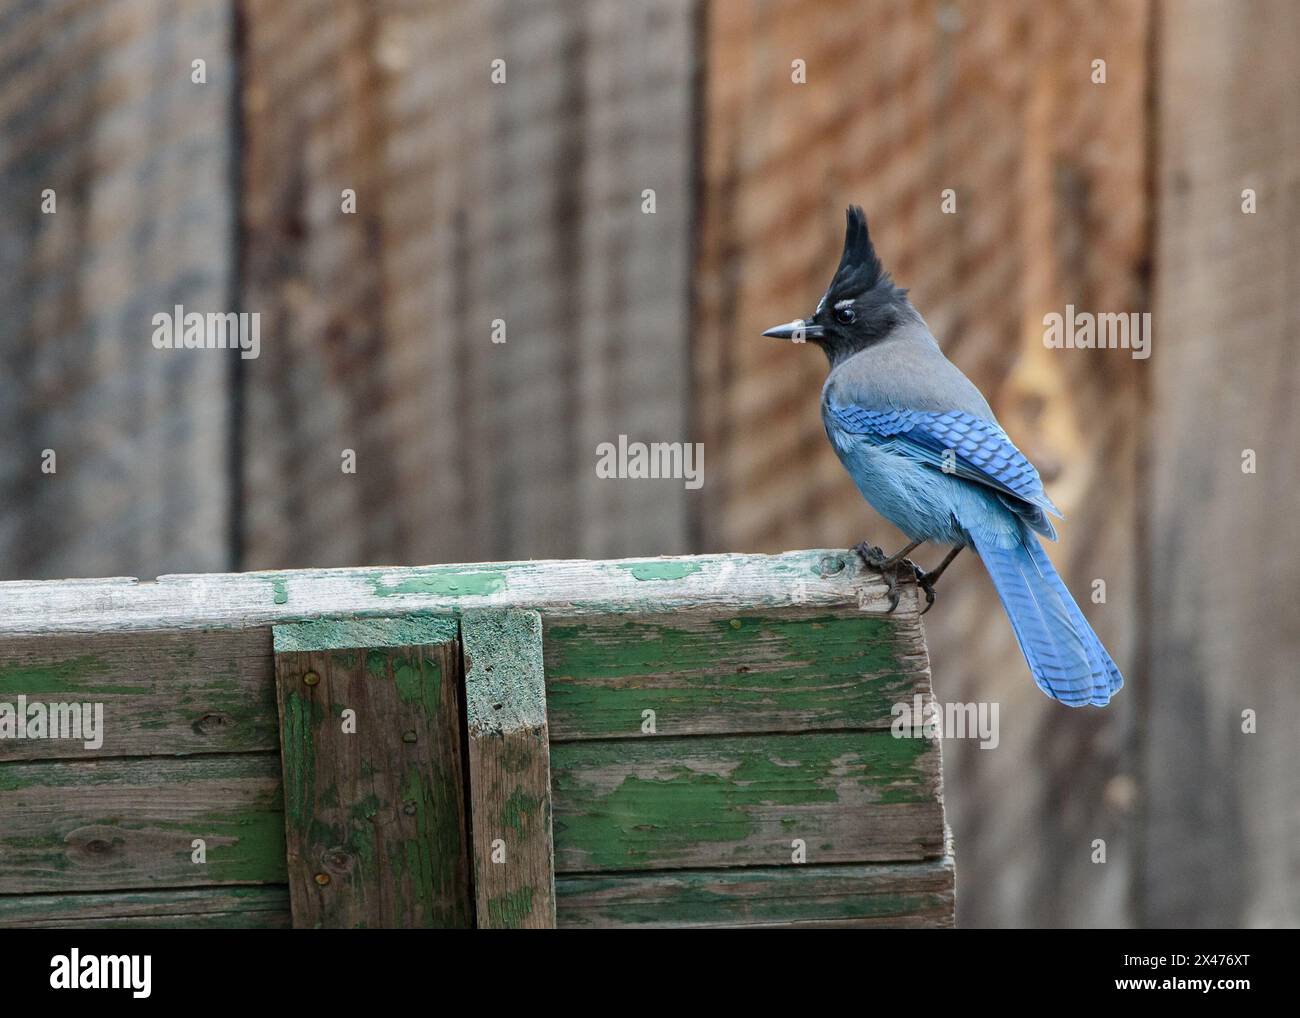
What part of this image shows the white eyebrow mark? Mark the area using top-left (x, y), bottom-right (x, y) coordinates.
top-left (834, 298), bottom-right (854, 310)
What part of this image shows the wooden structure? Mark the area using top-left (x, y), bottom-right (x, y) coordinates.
top-left (0, 551), bottom-right (954, 928)
top-left (4, 0), bottom-right (1294, 930)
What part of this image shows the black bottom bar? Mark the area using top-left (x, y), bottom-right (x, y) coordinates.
top-left (0, 927), bottom-right (1279, 1005)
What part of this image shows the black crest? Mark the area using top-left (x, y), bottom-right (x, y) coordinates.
top-left (828, 205), bottom-right (892, 301)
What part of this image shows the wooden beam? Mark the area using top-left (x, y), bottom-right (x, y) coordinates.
top-left (0, 754), bottom-right (284, 895)
top-left (543, 607), bottom-right (929, 739)
top-left (0, 887), bottom-right (291, 930)
top-left (551, 731), bottom-right (945, 871)
top-left (556, 859), bottom-right (955, 929)
top-left (272, 617), bottom-right (472, 928)
top-left (0, 628), bottom-right (277, 760)
top-left (462, 609), bottom-right (556, 929)
top-left (0, 550), bottom-right (906, 635)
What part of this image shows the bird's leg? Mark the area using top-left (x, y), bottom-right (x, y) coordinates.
top-left (853, 538), bottom-right (923, 570)
top-left (854, 538), bottom-right (925, 613)
top-left (912, 544), bottom-right (965, 616)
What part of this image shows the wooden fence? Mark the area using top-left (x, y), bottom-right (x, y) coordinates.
top-left (2, 0), bottom-right (1296, 929)
top-left (0, 552), bottom-right (954, 928)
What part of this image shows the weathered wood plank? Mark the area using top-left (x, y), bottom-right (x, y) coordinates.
top-left (0, 628), bottom-right (276, 760)
top-left (544, 607), bottom-right (930, 739)
top-left (0, 550), bottom-right (908, 635)
top-left (551, 731), bottom-right (945, 872)
top-left (272, 616), bottom-right (472, 928)
top-left (0, 886), bottom-right (290, 929)
top-left (462, 609), bottom-right (555, 929)
top-left (0, 0), bottom-right (236, 583)
top-left (239, 0), bottom-right (412, 571)
top-left (237, 0), bottom-right (695, 571)
top-left (1144, 0), bottom-right (1300, 927)
top-left (556, 859), bottom-right (955, 928)
top-left (0, 754), bottom-right (284, 894)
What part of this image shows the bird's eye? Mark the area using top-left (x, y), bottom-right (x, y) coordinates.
top-left (834, 305), bottom-right (856, 325)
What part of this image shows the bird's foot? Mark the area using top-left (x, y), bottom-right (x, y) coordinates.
top-left (912, 544), bottom-right (965, 616)
top-left (913, 564), bottom-right (937, 616)
top-left (853, 541), bottom-right (921, 614)
top-left (852, 541), bottom-right (891, 570)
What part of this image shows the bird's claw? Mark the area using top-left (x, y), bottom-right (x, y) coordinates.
top-left (854, 541), bottom-right (918, 614)
top-left (914, 564), bottom-right (937, 616)
top-left (853, 541), bottom-right (890, 570)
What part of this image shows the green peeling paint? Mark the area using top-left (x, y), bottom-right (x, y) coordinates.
top-left (555, 865), bottom-right (948, 927)
top-left (369, 570), bottom-right (507, 599)
top-left (199, 809), bottom-right (288, 883)
top-left (270, 578), bottom-right (289, 605)
top-left (0, 655), bottom-right (147, 697)
top-left (616, 561), bottom-right (703, 582)
top-left (281, 690), bottom-right (321, 827)
top-left (272, 615), bottom-right (457, 654)
top-left (544, 613), bottom-right (914, 737)
top-left (487, 886), bottom-right (536, 929)
top-left (396, 766), bottom-right (472, 928)
top-left (551, 731), bottom-right (935, 871)
top-left (392, 653), bottom-right (442, 716)
top-left (0, 755), bottom-right (288, 890)
top-left (500, 786), bottom-right (542, 835)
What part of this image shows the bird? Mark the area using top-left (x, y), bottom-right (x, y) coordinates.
top-left (762, 206), bottom-right (1123, 707)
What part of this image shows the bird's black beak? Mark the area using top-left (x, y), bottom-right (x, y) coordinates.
top-left (761, 318), bottom-right (824, 342)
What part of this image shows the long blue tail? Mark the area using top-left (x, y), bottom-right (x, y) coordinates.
top-left (972, 531), bottom-right (1123, 707)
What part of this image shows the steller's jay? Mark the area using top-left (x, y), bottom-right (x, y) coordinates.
top-left (763, 207), bottom-right (1123, 707)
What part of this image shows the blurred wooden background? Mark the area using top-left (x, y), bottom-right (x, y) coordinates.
top-left (2, 0), bottom-right (1297, 928)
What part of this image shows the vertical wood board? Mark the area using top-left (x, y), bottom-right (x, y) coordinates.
top-left (462, 608), bottom-right (556, 928)
top-left (272, 616), bottom-right (472, 928)
top-left (1143, 0), bottom-right (1300, 927)
top-left (0, 0), bottom-right (236, 581)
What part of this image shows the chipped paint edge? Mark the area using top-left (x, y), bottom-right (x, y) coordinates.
top-left (0, 550), bottom-right (913, 635)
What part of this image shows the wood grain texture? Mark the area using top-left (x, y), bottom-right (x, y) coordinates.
top-left (463, 609), bottom-right (556, 929)
top-left (1143, 0), bottom-right (1300, 927)
top-left (0, 753), bottom-right (285, 894)
top-left (0, 886), bottom-right (290, 929)
top-left (0, 550), bottom-right (913, 635)
top-left (239, 0), bottom-right (410, 571)
top-left (272, 616), bottom-right (472, 928)
top-left (0, 628), bottom-right (276, 759)
top-left (556, 859), bottom-right (954, 928)
top-left (0, 0), bottom-right (235, 581)
top-left (544, 607), bottom-right (930, 739)
top-left (238, 0), bottom-right (695, 571)
top-left (551, 731), bottom-right (945, 872)
top-left (694, 0), bottom-right (1149, 929)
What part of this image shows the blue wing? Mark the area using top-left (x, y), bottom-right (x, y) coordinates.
top-left (826, 404), bottom-right (1061, 539)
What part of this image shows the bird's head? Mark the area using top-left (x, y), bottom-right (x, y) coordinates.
top-left (762, 205), bottom-right (911, 365)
